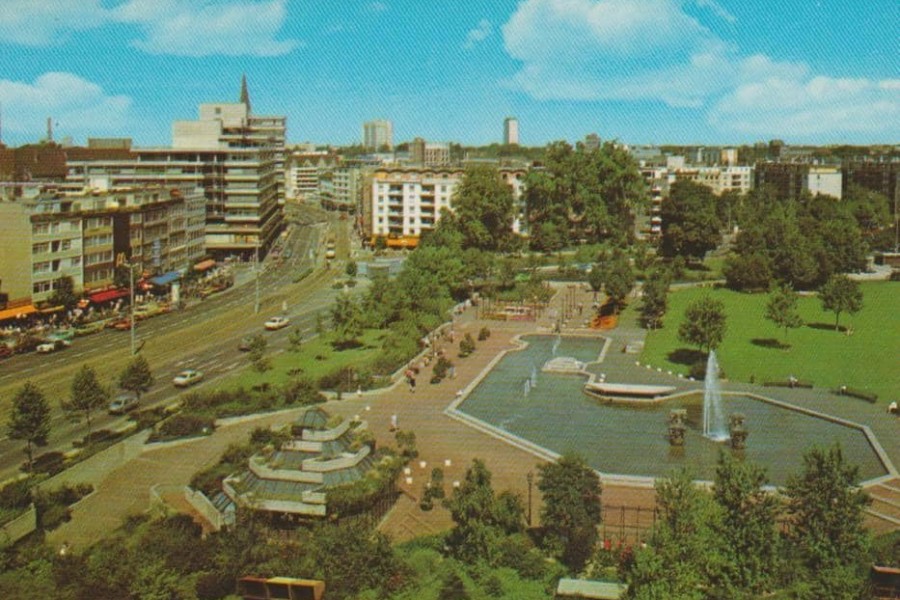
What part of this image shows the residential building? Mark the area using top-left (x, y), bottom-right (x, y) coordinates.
top-left (504, 117), bottom-right (519, 145)
top-left (409, 138), bottom-right (451, 166)
top-left (755, 163), bottom-right (843, 200)
top-left (843, 161), bottom-right (899, 211)
top-left (287, 152), bottom-right (338, 202)
top-left (584, 133), bottom-right (601, 151)
top-left (65, 77), bottom-right (285, 260)
top-left (0, 185), bottom-right (205, 308)
top-left (363, 120), bottom-right (393, 150)
top-left (368, 165), bottom-right (527, 247)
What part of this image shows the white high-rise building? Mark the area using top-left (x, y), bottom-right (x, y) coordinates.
top-left (504, 117), bottom-right (519, 145)
top-left (363, 120), bottom-right (393, 150)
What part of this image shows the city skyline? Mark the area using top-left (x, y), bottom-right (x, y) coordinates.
top-left (0, 0), bottom-right (897, 148)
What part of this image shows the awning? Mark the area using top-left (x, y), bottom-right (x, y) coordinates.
top-left (193, 259), bottom-right (217, 272)
top-left (39, 305), bottom-right (65, 314)
top-left (0, 305), bottom-right (37, 321)
top-left (149, 271), bottom-right (181, 286)
top-left (89, 288), bottom-right (129, 303)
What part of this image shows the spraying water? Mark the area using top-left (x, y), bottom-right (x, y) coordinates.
top-left (552, 334), bottom-right (561, 356)
top-left (703, 350), bottom-right (728, 441)
top-left (523, 379), bottom-right (531, 398)
top-left (530, 365), bottom-right (538, 388)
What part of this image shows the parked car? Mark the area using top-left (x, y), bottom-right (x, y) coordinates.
top-left (264, 316), bottom-right (290, 330)
top-left (173, 369), bottom-right (204, 387)
top-left (36, 339), bottom-right (71, 353)
top-left (108, 393), bottom-right (139, 415)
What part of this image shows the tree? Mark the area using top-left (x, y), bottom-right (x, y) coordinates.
top-left (537, 453), bottom-right (602, 571)
top-left (640, 269), bottom-right (670, 329)
top-left (288, 327), bottom-right (303, 352)
top-left (330, 292), bottom-right (363, 347)
top-left (819, 274), bottom-right (863, 331)
top-left (587, 263), bottom-right (605, 299)
top-left (784, 445), bottom-right (871, 598)
top-left (602, 251), bottom-right (635, 309)
top-left (118, 355), bottom-right (154, 401)
top-left (48, 276), bottom-right (79, 310)
top-left (247, 334), bottom-right (270, 372)
top-left (712, 453), bottom-right (782, 597)
top-left (678, 296), bottom-right (727, 354)
top-left (452, 164), bottom-right (517, 251)
top-left (7, 382), bottom-right (51, 473)
top-left (345, 260), bottom-right (357, 279)
top-left (764, 284), bottom-right (803, 343)
top-left (69, 364), bottom-right (109, 438)
top-left (626, 470), bottom-right (724, 600)
top-left (660, 180), bottom-right (723, 262)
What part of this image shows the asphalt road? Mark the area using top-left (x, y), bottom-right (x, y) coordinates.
top-left (0, 206), bottom-right (357, 481)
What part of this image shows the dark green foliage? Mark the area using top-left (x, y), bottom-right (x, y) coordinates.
top-left (395, 430), bottom-right (418, 459)
top-left (765, 284), bottom-right (804, 342)
top-left (640, 268), bottom-right (670, 329)
top-left (819, 274), bottom-right (863, 331)
top-left (432, 356), bottom-right (453, 382)
top-left (458, 333), bottom-right (476, 358)
top-left (537, 453), bottom-right (602, 571)
top-left (118, 355), bottom-right (153, 400)
top-left (7, 382), bottom-right (51, 473)
top-left (68, 364), bottom-right (109, 438)
top-left (287, 327), bottom-right (303, 352)
top-left (345, 260), bottom-right (357, 278)
top-left (247, 334), bottom-right (270, 372)
top-left (451, 164), bottom-right (517, 251)
top-left (331, 292), bottom-right (363, 347)
top-left (660, 179), bottom-right (723, 261)
top-left (150, 414), bottom-right (213, 442)
top-left (48, 276), bottom-right (79, 310)
top-left (478, 326), bottom-right (491, 341)
top-left (678, 296), bottom-right (727, 353)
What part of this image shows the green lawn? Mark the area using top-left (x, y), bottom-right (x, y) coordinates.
top-left (221, 328), bottom-right (390, 391)
top-left (640, 281), bottom-right (899, 404)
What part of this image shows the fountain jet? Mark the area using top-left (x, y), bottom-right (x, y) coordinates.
top-left (703, 350), bottom-right (728, 441)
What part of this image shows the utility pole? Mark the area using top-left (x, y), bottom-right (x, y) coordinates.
top-left (254, 241), bottom-right (260, 314)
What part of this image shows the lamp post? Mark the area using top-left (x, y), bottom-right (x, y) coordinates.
top-left (526, 471), bottom-right (534, 527)
top-left (129, 262), bottom-right (136, 356)
top-left (254, 240), bottom-right (260, 315)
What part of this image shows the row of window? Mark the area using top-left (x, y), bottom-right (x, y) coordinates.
top-left (32, 239), bottom-right (79, 254)
top-left (83, 234), bottom-right (113, 248)
top-left (32, 220), bottom-right (79, 236)
top-left (33, 257), bottom-right (81, 274)
top-left (84, 250), bottom-right (114, 266)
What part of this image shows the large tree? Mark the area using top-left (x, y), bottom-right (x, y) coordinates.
top-left (660, 179), bottom-right (723, 262)
top-left (452, 164), bottom-right (517, 251)
top-left (784, 445), bottom-right (871, 599)
top-left (640, 268), bottom-right (670, 330)
top-left (537, 453), bottom-right (602, 571)
top-left (48, 275), bottom-right (79, 310)
top-left (764, 284), bottom-right (803, 344)
top-left (7, 382), bottom-right (51, 473)
top-left (678, 296), bottom-right (727, 354)
top-left (712, 453), bottom-right (782, 597)
top-left (330, 292), bottom-right (364, 347)
top-left (69, 364), bottom-right (109, 438)
top-left (118, 355), bottom-right (154, 401)
top-left (600, 251), bottom-right (635, 309)
top-left (819, 274), bottom-right (863, 331)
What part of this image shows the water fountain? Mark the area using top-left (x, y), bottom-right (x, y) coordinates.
top-left (530, 365), bottom-right (538, 388)
top-left (523, 379), bottom-right (531, 398)
top-left (551, 334), bottom-right (561, 356)
top-left (703, 350), bottom-right (728, 441)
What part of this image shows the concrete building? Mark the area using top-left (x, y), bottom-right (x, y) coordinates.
top-left (287, 152), bottom-right (338, 202)
top-left (755, 163), bottom-right (843, 200)
top-left (843, 161), bottom-right (899, 210)
top-left (368, 165), bottom-right (527, 247)
top-left (363, 120), bottom-right (393, 151)
top-left (504, 117), bottom-right (519, 145)
top-left (409, 138), bottom-right (451, 167)
top-left (0, 185), bottom-right (205, 308)
top-left (65, 78), bottom-right (285, 260)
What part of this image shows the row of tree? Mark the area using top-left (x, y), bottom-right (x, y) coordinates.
top-left (7, 355), bottom-right (153, 472)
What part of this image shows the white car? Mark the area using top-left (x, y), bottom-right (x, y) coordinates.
top-left (36, 339), bottom-right (71, 353)
top-left (108, 393), bottom-right (139, 415)
top-left (173, 369), bottom-right (204, 387)
top-left (264, 316), bottom-right (290, 330)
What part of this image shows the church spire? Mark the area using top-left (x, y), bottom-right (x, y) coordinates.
top-left (239, 74), bottom-right (251, 114)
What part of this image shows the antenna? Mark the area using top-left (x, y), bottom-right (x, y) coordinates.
top-left (47, 117), bottom-right (53, 142)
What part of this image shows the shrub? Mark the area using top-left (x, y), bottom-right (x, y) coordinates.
top-left (458, 333), bottom-right (476, 358)
top-left (130, 406), bottom-right (167, 430)
top-left (0, 479), bottom-right (32, 511)
top-left (432, 357), bottom-right (453, 382)
top-left (28, 451), bottom-right (66, 476)
top-left (478, 327), bottom-right (491, 341)
top-left (73, 429), bottom-right (119, 448)
top-left (282, 377), bottom-right (327, 406)
top-left (151, 414), bottom-right (214, 442)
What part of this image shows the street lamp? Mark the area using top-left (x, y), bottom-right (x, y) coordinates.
top-left (254, 239), bottom-right (260, 315)
top-left (526, 471), bottom-right (534, 527)
top-left (129, 262), bottom-right (135, 355)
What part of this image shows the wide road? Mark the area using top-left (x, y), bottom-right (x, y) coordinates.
top-left (0, 205), bottom-right (357, 481)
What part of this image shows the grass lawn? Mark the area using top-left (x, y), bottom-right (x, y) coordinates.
top-left (640, 281), bottom-right (899, 404)
top-left (222, 328), bottom-right (390, 391)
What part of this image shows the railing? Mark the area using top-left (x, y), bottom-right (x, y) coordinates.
top-left (302, 445), bottom-right (370, 473)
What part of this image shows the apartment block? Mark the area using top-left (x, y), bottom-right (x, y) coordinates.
top-left (0, 185), bottom-right (205, 308)
top-left (755, 163), bottom-right (842, 200)
top-left (362, 120), bottom-right (393, 150)
top-left (843, 161), bottom-right (899, 211)
top-left (504, 117), bottom-right (519, 145)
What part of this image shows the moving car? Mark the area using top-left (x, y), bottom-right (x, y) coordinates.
top-left (108, 393), bottom-right (139, 415)
top-left (264, 316), bottom-right (290, 330)
top-left (36, 339), bottom-right (71, 353)
top-left (173, 369), bottom-right (204, 387)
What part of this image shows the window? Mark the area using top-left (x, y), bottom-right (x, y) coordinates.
top-left (32, 242), bottom-right (49, 255)
top-left (70, 256), bottom-right (82, 268)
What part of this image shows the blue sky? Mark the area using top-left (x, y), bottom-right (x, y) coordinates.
top-left (0, 0), bottom-right (897, 147)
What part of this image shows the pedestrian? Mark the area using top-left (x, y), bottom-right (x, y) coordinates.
top-left (390, 414), bottom-right (398, 431)
top-left (357, 386), bottom-right (363, 400)
top-left (409, 377), bottom-right (416, 393)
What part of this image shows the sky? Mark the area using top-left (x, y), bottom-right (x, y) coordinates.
top-left (0, 0), bottom-right (897, 148)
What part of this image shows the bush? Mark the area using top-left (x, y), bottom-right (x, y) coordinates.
top-left (478, 327), bottom-right (491, 341)
top-left (458, 333), bottom-right (476, 358)
top-left (73, 429), bottom-right (119, 448)
top-left (28, 451), bottom-right (66, 476)
top-left (0, 479), bottom-right (32, 511)
top-left (833, 387), bottom-right (878, 403)
top-left (689, 359), bottom-right (725, 381)
top-left (130, 406), bottom-right (168, 430)
top-left (151, 414), bottom-right (214, 442)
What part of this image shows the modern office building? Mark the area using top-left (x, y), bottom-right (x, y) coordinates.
top-left (65, 78), bottom-right (285, 260)
top-left (362, 120), bottom-right (393, 151)
top-left (287, 151), bottom-right (339, 202)
top-left (367, 165), bottom-right (527, 247)
top-left (504, 117), bottom-right (519, 145)
top-left (0, 185), bottom-right (205, 308)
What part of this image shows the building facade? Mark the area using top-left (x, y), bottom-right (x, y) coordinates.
top-left (362, 120), bottom-right (393, 150)
top-left (755, 163), bottom-right (843, 200)
top-left (0, 185), bottom-right (205, 307)
top-left (504, 117), bottom-right (519, 145)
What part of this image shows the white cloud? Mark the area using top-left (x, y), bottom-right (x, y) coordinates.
top-left (709, 75), bottom-right (900, 137)
top-left (0, 0), bottom-right (298, 57)
top-left (0, 0), bottom-right (108, 46)
top-left (501, 0), bottom-right (897, 137)
top-left (366, 2), bottom-right (388, 12)
top-left (464, 19), bottom-right (493, 50)
top-left (112, 0), bottom-right (298, 57)
top-left (0, 72), bottom-right (131, 138)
